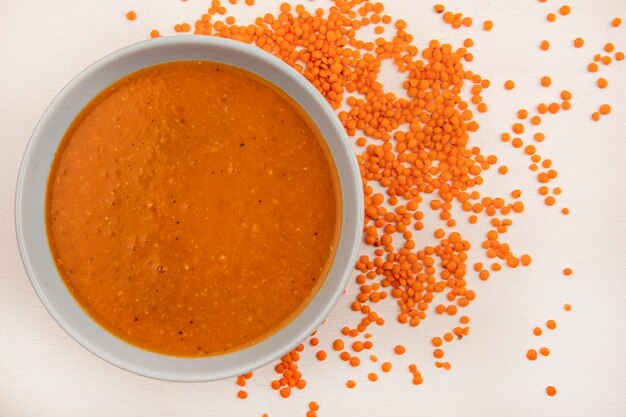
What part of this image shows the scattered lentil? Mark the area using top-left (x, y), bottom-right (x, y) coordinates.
top-left (133, 0), bottom-right (624, 405)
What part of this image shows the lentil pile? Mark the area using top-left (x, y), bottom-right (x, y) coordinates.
top-left (129, 0), bottom-right (623, 410)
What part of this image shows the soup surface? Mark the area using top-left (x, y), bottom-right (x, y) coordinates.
top-left (47, 61), bottom-right (340, 356)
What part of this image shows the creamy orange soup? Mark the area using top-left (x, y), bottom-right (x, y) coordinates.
top-left (47, 61), bottom-right (340, 356)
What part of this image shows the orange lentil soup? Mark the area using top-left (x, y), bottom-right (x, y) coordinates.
top-left (46, 61), bottom-right (340, 357)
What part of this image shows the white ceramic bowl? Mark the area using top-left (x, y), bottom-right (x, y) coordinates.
top-left (15, 36), bottom-right (363, 381)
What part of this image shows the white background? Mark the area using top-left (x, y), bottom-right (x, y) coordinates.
top-left (1, 0), bottom-right (625, 416)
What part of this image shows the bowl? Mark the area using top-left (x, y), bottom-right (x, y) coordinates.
top-left (15, 36), bottom-right (363, 381)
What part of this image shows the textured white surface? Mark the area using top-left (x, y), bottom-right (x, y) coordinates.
top-left (1, 0), bottom-right (625, 416)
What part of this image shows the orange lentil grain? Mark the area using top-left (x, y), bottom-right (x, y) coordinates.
top-left (483, 20), bottom-right (493, 31)
top-left (394, 345), bottom-right (406, 355)
top-left (612, 18), bottom-right (621, 27)
top-left (533, 327), bottom-right (543, 336)
top-left (126, 10), bottom-right (137, 21)
top-left (527, 349), bottom-right (538, 361)
top-left (333, 339), bottom-right (344, 351)
top-left (540, 347), bottom-right (550, 356)
top-left (540, 40), bottom-right (550, 51)
top-left (597, 78), bottom-right (608, 88)
top-left (541, 76), bottom-right (552, 87)
top-left (546, 319), bottom-right (557, 329)
top-left (574, 37), bottom-right (584, 48)
top-left (504, 80), bottom-right (515, 90)
top-left (559, 5), bottom-right (570, 15)
top-left (546, 386), bottom-right (557, 396)
top-left (368, 373), bottom-right (378, 382)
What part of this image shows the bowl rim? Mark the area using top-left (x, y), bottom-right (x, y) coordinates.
top-left (15, 35), bottom-right (363, 382)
